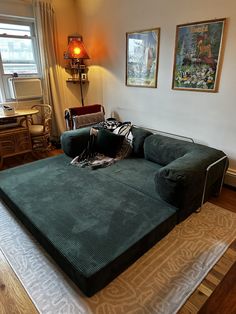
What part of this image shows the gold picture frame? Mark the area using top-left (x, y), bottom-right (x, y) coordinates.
top-left (172, 18), bottom-right (226, 92)
top-left (126, 28), bottom-right (160, 88)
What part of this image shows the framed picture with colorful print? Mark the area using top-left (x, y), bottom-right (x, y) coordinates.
top-left (172, 18), bottom-right (226, 92)
top-left (126, 28), bottom-right (160, 88)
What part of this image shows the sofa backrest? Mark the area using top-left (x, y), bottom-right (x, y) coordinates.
top-left (143, 133), bottom-right (227, 166)
top-left (144, 134), bottom-right (192, 165)
top-left (131, 126), bottom-right (153, 157)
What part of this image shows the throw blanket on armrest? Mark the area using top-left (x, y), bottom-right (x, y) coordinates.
top-left (70, 129), bottom-right (116, 170)
top-left (70, 122), bottom-right (133, 170)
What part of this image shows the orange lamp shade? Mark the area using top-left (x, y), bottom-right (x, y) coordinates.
top-left (66, 39), bottom-right (89, 59)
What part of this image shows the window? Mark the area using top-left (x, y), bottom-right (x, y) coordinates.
top-left (0, 19), bottom-right (41, 102)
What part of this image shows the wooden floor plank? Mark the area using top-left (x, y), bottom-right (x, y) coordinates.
top-left (179, 240), bottom-right (236, 313)
top-left (178, 184), bottom-right (236, 313)
top-left (0, 250), bottom-right (38, 314)
top-left (198, 261), bottom-right (236, 314)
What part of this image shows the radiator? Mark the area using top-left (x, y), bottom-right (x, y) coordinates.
top-left (8, 78), bottom-right (42, 100)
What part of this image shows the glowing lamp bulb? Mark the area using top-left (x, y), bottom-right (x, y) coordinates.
top-left (74, 47), bottom-right (81, 56)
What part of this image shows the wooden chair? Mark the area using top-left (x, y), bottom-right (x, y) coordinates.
top-left (28, 104), bottom-right (52, 151)
top-left (65, 104), bottom-right (105, 130)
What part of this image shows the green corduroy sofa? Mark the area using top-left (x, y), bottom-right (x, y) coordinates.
top-left (0, 126), bottom-right (227, 297)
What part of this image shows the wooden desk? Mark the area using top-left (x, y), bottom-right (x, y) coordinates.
top-left (0, 109), bottom-right (39, 121)
top-left (0, 109), bottom-right (39, 168)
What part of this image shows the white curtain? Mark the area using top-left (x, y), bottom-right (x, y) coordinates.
top-left (33, 0), bottom-right (65, 141)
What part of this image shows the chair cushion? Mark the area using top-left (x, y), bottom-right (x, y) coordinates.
top-left (29, 125), bottom-right (44, 136)
top-left (72, 112), bottom-right (105, 129)
top-left (69, 104), bottom-right (103, 116)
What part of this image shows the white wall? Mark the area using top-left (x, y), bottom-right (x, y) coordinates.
top-left (77, 0), bottom-right (236, 170)
top-left (1, 0), bottom-right (235, 171)
top-left (51, 0), bottom-right (83, 111)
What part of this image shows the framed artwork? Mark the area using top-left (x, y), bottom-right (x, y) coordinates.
top-left (172, 18), bottom-right (226, 92)
top-left (126, 28), bottom-right (160, 88)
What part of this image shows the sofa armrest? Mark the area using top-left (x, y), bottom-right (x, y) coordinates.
top-left (155, 151), bottom-right (228, 221)
top-left (61, 127), bottom-right (91, 158)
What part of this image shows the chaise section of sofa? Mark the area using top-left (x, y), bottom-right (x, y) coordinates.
top-left (0, 153), bottom-right (178, 297)
top-left (0, 125), bottom-right (228, 297)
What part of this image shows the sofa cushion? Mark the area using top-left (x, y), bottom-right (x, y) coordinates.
top-left (113, 123), bottom-right (133, 159)
top-left (96, 129), bottom-right (125, 157)
top-left (144, 134), bottom-right (189, 165)
top-left (0, 154), bottom-right (177, 297)
top-left (131, 127), bottom-right (152, 157)
top-left (99, 157), bottom-right (163, 199)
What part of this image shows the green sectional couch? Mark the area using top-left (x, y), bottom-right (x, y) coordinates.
top-left (0, 126), bottom-right (227, 297)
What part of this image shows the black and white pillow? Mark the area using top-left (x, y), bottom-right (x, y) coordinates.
top-left (113, 123), bottom-right (133, 159)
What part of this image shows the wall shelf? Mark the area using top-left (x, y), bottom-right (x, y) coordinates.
top-left (66, 79), bottom-right (89, 84)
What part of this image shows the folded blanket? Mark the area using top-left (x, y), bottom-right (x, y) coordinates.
top-left (71, 154), bottom-right (115, 170)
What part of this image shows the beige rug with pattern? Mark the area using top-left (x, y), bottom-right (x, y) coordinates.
top-left (0, 201), bottom-right (236, 314)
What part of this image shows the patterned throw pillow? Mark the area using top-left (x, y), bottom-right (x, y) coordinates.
top-left (113, 123), bottom-right (133, 159)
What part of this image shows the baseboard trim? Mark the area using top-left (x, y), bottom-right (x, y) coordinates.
top-left (224, 168), bottom-right (236, 188)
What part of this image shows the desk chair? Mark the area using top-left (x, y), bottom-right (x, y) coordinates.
top-left (28, 104), bottom-right (52, 151)
top-left (65, 104), bottom-right (105, 130)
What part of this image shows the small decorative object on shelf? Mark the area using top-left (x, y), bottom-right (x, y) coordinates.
top-left (1, 103), bottom-right (15, 116)
top-left (65, 62), bottom-right (88, 81)
top-left (66, 65), bottom-right (88, 84)
top-left (64, 36), bottom-right (90, 106)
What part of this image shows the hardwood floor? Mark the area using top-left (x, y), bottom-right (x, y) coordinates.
top-left (0, 149), bottom-right (63, 171)
top-left (0, 249), bottom-right (38, 314)
top-left (179, 187), bottom-right (236, 314)
top-left (198, 257), bottom-right (236, 314)
top-left (0, 151), bottom-right (236, 313)
top-left (210, 185), bottom-right (236, 213)
top-left (179, 235), bottom-right (236, 314)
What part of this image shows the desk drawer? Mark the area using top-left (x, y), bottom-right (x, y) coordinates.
top-left (15, 130), bottom-right (31, 152)
top-left (0, 127), bottom-right (32, 157)
top-left (0, 134), bottom-right (15, 155)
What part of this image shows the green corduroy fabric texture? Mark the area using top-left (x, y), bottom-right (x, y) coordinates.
top-left (144, 134), bottom-right (228, 221)
top-left (61, 127), bottom-right (91, 158)
top-left (0, 128), bottom-right (227, 296)
top-left (131, 126), bottom-right (152, 157)
top-left (0, 154), bottom-right (177, 296)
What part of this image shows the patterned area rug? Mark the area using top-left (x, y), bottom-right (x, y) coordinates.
top-left (0, 201), bottom-right (236, 314)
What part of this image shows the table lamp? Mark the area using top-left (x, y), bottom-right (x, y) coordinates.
top-left (65, 37), bottom-right (89, 107)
